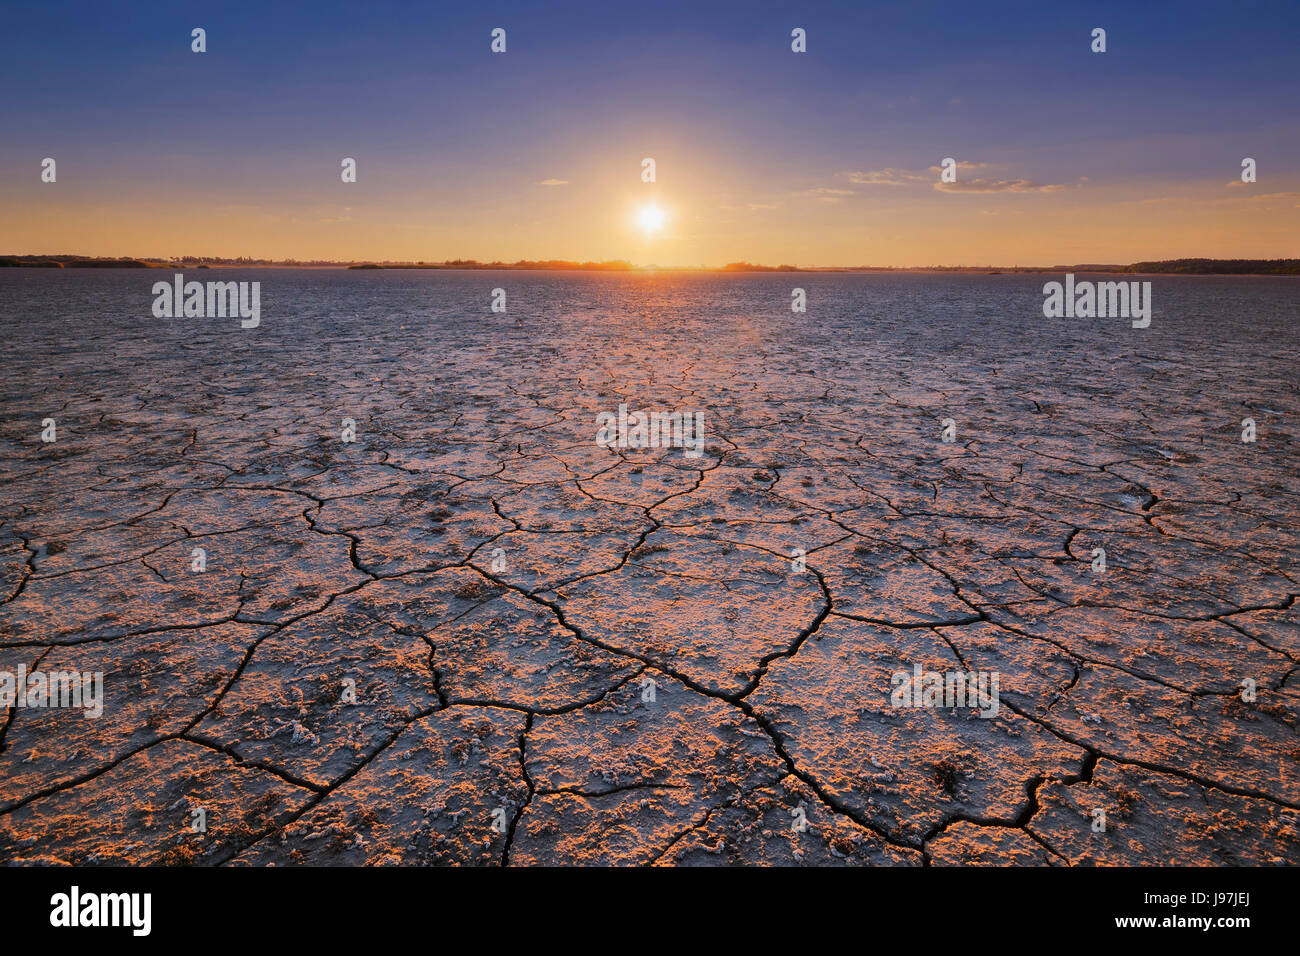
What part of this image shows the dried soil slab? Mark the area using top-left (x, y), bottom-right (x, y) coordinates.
top-left (750, 616), bottom-right (1084, 844)
top-left (0, 622), bottom-right (264, 807)
top-left (667, 514), bottom-right (850, 559)
top-left (0, 554), bottom-right (240, 645)
top-left (428, 589), bottom-right (640, 710)
top-left (655, 776), bottom-right (922, 866)
top-left (1029, 760), bottom-right (1300, 865)
top-left (990, 605), bottom-right (1292, 694)
top-left (0, 739), bottom-right (310, 865)
top-left (195, 588), bottom-right (450, 786)
top-left (510, 673), bottom-right (785, 863)
top-left (926, 820), bottom-right (1058, 865)
top-left (233, 706), bottom-right (526, 866)
top-left (555, 532), bottom-right (824, 695)
top-left (498, 480), bottom-right (648, 533)
top-left (1036, 666), bottom-right (1299, 804)
top-left (930, 619), bottom-right (1077, 718)
top-left (577, 459), bottom-right (706, 510)
top-left (650, 466), bottom-right (811, 527)
top-left (816, 539), bottom-right (975, 624)
top-left (476, 527), bottom-right (647, 594)
top-left (1224, 603), bottom-right (1300, 661)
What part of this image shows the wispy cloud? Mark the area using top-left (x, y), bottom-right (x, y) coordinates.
top-left (935, 178), bottom-right (1067, 193)
top-left (1122, 190), bottom-right (1300, 207)
top-left (844, 161), bottom-right (992, 187)
top-left (794, 187), bottom-right (855, 203)
top-left (927, 160), bottom-right (991, 173)
top-left (845, 168), bottom-right (927, 186)
top-left (537, 178), bottom-right (569, 186)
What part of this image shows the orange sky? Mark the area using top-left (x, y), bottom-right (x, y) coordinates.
top-left (7, 162), bottom-right (1298, 267)
top-left (3, 4), bottom-right (1297, 267)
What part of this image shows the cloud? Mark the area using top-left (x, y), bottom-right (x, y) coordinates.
top-left (845, 168), bottom-right (927, 186)
top-left (794, 186), bottom-right (855, 203)
top-left (844, 161), bottom-right (990, 187)
top-left (1112, 189), bottom-right (1300, 209)
top-left (926, 160), bottom-right (991, 173)
top-left (799, 164), bottom-right (1067, 200)
top-left (537, 178), bottom-right (569, 186)
top-left (935, 178), bottom-right (1067, 193)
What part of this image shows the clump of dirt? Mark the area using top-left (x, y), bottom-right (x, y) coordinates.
top-left (931, 759), bottom-right (960, 795)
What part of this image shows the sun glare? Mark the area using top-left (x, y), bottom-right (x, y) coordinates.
top-left (636, 204), bottom-right (666, 234)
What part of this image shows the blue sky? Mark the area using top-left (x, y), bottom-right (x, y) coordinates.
top-left (2, 1), bottom-right (1296, 264)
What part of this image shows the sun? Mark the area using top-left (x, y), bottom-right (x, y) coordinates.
top-left (636, 204), bottom-right (666, 234)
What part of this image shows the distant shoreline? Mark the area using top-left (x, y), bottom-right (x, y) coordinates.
top-left (1, 256), bottom-right (1297, 276)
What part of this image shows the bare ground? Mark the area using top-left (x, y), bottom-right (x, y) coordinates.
top-left (0, 272), bottom-right (1296, 865)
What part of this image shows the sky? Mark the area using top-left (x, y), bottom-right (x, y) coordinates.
top-left (1, 0), bottom-right (1297, 266)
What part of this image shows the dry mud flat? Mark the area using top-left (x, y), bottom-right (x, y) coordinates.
top-left (0, 270), bottom-right (1297, 866)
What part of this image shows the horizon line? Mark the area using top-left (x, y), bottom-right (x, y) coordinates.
top-left (4, 254), bottom-right (1300, 276)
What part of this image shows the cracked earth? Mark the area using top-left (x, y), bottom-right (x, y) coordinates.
top-left (0, 269), bottom-right (1297, 866)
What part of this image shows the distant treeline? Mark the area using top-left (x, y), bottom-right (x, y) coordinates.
top-left (347, 258), bottom-right (1300, 274)
top-left (349, 259), bottom-right (635, 271)
top-left (2, 255), bottom-right (1297, 275)
top-left (0, 256), bottom-right (153, 268)
top-left (1120, 258), bottom-right (1300, 275)
top-left (721, 262), bottom-right (801, 272)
